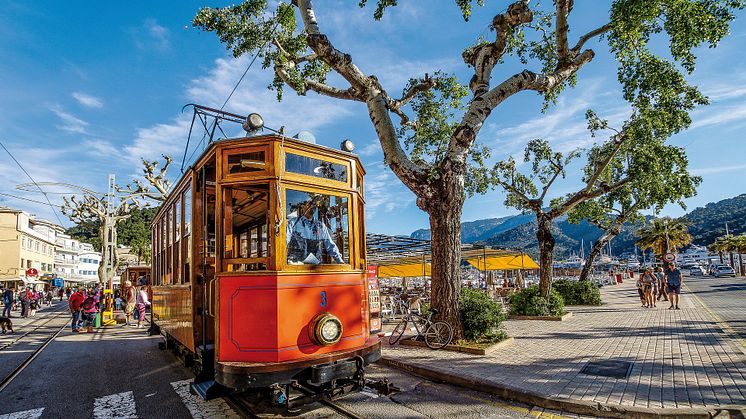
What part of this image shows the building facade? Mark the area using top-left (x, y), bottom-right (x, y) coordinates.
top-left (54, 233), bottom-right (100, 285)
top-left (0, 207), bottom-right (60, 286)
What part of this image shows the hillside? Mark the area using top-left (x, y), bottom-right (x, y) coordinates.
top-left (410, 193), bottom-right (746, 258)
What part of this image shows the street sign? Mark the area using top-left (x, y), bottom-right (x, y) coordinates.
top-left (25, 268), bottom-right (38, 277)
top-left (664, 253), bottom-right (676, 262)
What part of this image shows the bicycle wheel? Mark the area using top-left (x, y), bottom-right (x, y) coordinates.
top-left (389, 320), bottom-right (407, 345)
top-left (424, 321), bottom-right (453, 349)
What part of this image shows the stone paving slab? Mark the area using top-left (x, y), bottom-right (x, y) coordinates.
top-left (381, 279), bottom-right (746, 412)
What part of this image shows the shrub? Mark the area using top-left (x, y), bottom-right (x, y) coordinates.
top-left (508, 285), bottom-right (565, 317)
top-left (459, 288), bottom-right (508, 343)
top-left (553, 279), bottom-right (602, 306)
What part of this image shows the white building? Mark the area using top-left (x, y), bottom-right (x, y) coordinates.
top-left (54, 233), bottom-right (100, 285)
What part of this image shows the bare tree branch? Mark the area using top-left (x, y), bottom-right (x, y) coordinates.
top-left (570, 23), bottom-right (612, 56)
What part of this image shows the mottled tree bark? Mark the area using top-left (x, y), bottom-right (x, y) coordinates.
top-left (579, 227), bottom-right (620, 282)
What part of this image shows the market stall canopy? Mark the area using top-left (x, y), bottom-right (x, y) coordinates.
top-left (465, 254), bottom-right (539, 270)
top-left (378, 262), bottom-right (432, 278)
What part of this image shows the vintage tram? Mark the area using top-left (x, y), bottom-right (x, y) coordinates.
top-left (149, 123), bottom-right (380, 407)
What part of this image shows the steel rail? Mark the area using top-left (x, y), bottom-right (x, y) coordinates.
top-left (225, 391), bottom-right (364, 419)
top-left (0, 310), bottom-right (69, 393)
top-left (0, 304), bottom-right (68, 351)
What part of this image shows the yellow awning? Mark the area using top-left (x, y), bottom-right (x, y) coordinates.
top-left (466, 254), bottom-right (539, 270)
top-left (378, 262), bottom-right (431, 278)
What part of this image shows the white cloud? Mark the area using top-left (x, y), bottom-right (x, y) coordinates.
top-left (50, 106), bottom-right (88, 134)
top-left (690, 102), bottom-right (746, 130)
top-left (690, 163), bottom-right (746, 176)
top-left (358, 141), bottom-right (381, 157)
top-left (82, 139), bottom-right (118, 156)
top-left (123, 54), bottom-right (355, 165)
top-left (72, 91), bottom-right (103, 108)
top-left (363, 162), bottom-right (414, 219)
top-left (134, 18), bottom-right (171, 52)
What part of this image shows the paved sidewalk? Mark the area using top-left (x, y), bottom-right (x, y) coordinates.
top-left (381, 279), bottom-right (746, 415)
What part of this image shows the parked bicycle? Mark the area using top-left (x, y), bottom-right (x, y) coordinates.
top-left (388, 305), bottom-right (454, 349)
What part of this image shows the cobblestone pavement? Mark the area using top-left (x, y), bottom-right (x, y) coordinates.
top-left (382, 279), bottom-right (746, 410)
top-left (683, 276), bottom-right (746, 342)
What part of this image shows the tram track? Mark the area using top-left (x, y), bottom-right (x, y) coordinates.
top-left (225, 391), bottom-right (365, 419)
top-left (0, 306), bottom-right (70, 393)
top-left (0, 304), bottom-right (69, 351)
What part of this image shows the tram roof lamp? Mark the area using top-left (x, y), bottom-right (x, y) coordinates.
top-left (340, 139), bottom-right (355, 152)
top-left (242, 113), bottom-right (264, 133)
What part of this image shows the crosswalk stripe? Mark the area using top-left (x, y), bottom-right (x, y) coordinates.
top-left (93, 391), bottom-right (138, 419)
top-left (0, 408), bottom-right (44, 419)
top-left (170, 380), bottom-right (240, 419)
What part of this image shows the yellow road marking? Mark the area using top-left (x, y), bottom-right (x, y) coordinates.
top-left (683, 282), bottom-right (746, 356)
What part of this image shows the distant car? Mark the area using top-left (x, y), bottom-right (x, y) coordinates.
top-left (688, 266), bottom-right (706, 276)
top-left (714, 266), bottom-right (736, 277)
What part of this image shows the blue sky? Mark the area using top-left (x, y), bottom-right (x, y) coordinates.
top-left (1, 1), bottom-right (745, 235)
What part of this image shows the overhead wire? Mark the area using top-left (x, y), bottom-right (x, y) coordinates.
top-left (0, 140), bottom-right (66, 226)
top-left (0, 192), bottom-right (64, 208)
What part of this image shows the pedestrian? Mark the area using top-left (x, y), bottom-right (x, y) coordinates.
top-left (123, 280), bottom-right (136, 326)
top-left (2, 287), bottom-right (14, 318)
top-left (641, 268), bottom-right (657, 308)
top-left (45, 290), bottom-right (53, 306)
top-left (665, 262), bottom-right (684, 310)
top-left (114, 295), bottom-right (122, 310)
top-left (19, 288), bottom-right (29, 318)
top-left (655, 267), bottom-right (668, 302)
top-left (135, 285), bottom-right (151, 328)
top-left (68, 288), bottom-right (85, 332)
top-left (29, 295), bottom-right (38, 316)
top-left (635, 276), bottom-right (646, 307)
top-left (80, 291), bottom-right (99, 333)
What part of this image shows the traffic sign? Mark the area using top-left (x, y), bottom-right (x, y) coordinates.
top-left (663, 253), bottom-right (676, 262)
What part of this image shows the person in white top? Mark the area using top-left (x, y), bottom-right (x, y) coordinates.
top-left (135, 285), bottom-right (151, 329)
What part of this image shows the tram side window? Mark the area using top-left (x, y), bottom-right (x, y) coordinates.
top-left (223, 184), bottom-right (269, 272)
top-left (285, 190), bottom-right (349, 265)
top-left (183, 186), bottom-right (192, 283)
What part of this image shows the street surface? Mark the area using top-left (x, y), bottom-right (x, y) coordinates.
top-left (1, 276), bottom-right (743, 418)
top-left (0, 306), bottom-right (583, 419)
top-left (684, 276), bottom-right (746, 342)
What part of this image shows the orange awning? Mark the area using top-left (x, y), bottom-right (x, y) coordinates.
top-left (378, 262), bottom-right (431, 278)
top-left (466, 254), bottom-right (538, 270)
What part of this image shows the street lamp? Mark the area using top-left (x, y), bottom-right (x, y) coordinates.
top-left (664, 219), bottom-right (671, 254)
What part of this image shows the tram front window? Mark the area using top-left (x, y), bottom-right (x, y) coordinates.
top-left (286, 190), bottom-right (349, 265)
top-left (224, 184), bottom-right (269, 272)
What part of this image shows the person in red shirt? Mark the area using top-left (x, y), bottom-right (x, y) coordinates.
top-left (68, 289), bottom-right (85, 333)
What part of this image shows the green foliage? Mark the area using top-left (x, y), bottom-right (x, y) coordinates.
top-left (359, 0), bottom-right (484, 21)
top-left (459, 288), bottom-right (507, 342)
top-left (552, 279), bottom-right (601, 306)
top-left (508, 286), bottom-right (565, 317)
top-left (66, 207), bottom-right (157, 253)
top-left (636, 217), bottom-right (692, 257)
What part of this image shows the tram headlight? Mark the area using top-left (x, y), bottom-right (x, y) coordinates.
top-left (310, 313), bottom-right (343, 346)
top-left (340, 139), bottom-right (355, 152)
top-left (242, 112), bottom-right (264, 133)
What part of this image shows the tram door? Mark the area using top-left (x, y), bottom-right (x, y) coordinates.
top-left (194, 162), bottom-right (217, 352)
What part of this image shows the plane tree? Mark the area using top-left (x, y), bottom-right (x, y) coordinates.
top-left (568, 143), bottom-right (701, 282)
top-left (193, 0), bottom-right (744, 336)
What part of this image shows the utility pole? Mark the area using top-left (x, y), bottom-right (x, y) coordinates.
top-left (664, 219), bottom-right (670, 254)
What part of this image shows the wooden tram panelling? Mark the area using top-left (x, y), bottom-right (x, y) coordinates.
top-left (150, 134), bottom-right (379, 398)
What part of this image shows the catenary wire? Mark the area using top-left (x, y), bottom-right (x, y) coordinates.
top-left (0, 192), bottom-right (64, 208)
top-left (0, 140), bottom-right (66, 226)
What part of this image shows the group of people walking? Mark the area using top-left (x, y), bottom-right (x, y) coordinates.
top-left (68, 287), bottom-right (101, 333)
top-left (67, 281), bottom-right (151, 333)
top-left (636, 262), bottom-right (683, 309)
top-left (2, 286), bottom-right (56, 318)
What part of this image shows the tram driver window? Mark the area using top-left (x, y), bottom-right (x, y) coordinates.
top-left (286, 190), bottom-right (349, 265)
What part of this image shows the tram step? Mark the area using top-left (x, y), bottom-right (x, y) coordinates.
top-left (190, 380), bottom-right (229, 401)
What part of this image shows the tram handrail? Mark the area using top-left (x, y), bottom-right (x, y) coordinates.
top-left (207, 279), bottom-right (216, 317)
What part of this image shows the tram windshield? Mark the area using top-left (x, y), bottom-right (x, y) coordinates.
top-left (224, 184), bottom-right (269, 271)
top-left (285, 190), bottom-right (349, 265)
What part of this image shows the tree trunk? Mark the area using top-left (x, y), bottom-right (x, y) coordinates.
top-left (729, 252), bottom-right (735, 269)
top-left (580, 227), bottom-right (621, 282)
top-left (719, 252), bottom-right (724, 264)
top-left (425, 182), bottom-right (466, 340)
top-left (739, 252), bottom-right (744, 276)
top-left (536, 213), bottom-right (555, 298)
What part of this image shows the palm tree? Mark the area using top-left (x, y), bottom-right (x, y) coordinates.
top-left (708, 240), bottom-right (725, 264)
top-left (636, 217), bottom-right (692, 258)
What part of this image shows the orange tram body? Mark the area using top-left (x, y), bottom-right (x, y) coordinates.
top-left (149, 133), bottom-right (381, 406)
